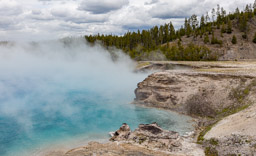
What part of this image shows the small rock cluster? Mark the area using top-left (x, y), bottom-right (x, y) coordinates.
top-left (110, 123), bottom-right (182, 152)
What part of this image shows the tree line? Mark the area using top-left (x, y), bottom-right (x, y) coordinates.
top-left (85, 1), bottom-right (256, 61)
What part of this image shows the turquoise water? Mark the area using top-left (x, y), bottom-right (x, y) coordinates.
top-left (0, 40), bottom-right (194, 156)
top-left (0, 87), bottom-right (194, 156)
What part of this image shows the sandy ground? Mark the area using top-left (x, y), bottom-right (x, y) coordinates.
top-left (138, 61), bottom-right (256, 73)
top-left (205, 103), bottom-right (256, 139)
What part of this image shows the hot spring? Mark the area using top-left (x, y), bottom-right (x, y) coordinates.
top-left (0, 38), bottom-right (194, 156)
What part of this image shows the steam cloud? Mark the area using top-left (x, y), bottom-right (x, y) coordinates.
top-left (0, 38), bottom-right (147, 129)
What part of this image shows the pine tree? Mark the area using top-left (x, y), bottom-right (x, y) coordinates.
top-left (239, 13), bottom-right (248, 32)
top-left (242, 33), bottom-right (247, 39)
top-left (190, 14), bottom-right (198, 30)
top-left (212, 8), bottom-right (216, 22)
top-left (163, 24), bottom-right (169, 43)
top-left (205, 12), bottom-right (210, 23)
top-left (221, 23), bottom-right (226, 33)
top-left (152, 26), bottom-right (159, 46)
top-left (216, 4), bottom-right (221, 19)
top-left (235, 8), bottom-right (240, 19)
top-left (232, 35), bottom-right (237, 44)
top-left (169, 22), bottom-right (176, 41)
top-left (200, 15), bottom-right (205, 28)
top-left (216, 4), bottom-right (222, 27)
top-left (159, 26), bottom-right (164, 44)
top-left (253, 33), bottom-right (256, 43)
top-left (254, 0), bottom-right (256, 14)
top-left (221, 7), bottom-right (226, 19)
top-left (184, 18), bottom-right (192, 37)
top-left (217, 22), bottom-right (220, 29)
top-left (226, 18), bottom-right (232, 34)
top-left (204, 34), bottom-right (210, 43)
top-left (211, 32), bottom-right (215, 44)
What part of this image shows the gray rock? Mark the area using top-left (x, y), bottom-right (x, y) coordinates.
top-left (110, 123), bottom-right (181, 152)
top-left (110, 123), bottom-right (131, 141)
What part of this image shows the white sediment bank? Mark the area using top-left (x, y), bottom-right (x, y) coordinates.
top-left (22, 133), bottom-right (109, 156)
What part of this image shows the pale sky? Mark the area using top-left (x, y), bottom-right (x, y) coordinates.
top-left (0, 0), bottom-right (253, 41)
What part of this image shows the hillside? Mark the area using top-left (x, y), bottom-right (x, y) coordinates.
top-left (172, 17), bottom-right (256, 60)
top-left (85, 2), bottom-right (256, 61)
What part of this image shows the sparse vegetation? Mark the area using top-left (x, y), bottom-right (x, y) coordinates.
top-left (230, 79), bottom-right (256, 104)
top-left (198, 79), bottom-right (256, 144)
top-left (211, 33), bottom-right (223, 45)
top-left (198, 124), bottom-right (216, 143)
top-left (219, 104), bottom-right (250, 117)
top-left (205, 146), bottom-right (219, 156)
top-left (136, 62), bottom-right (151, 69)
top-left (209, 138), bottom-right (219, 146)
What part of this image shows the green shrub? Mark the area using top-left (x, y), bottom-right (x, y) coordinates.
top-left (211, 38), bottom-right (223, 45)
top-left (242, 33), bottom-right (247, 39)
top-left (205, 146), bottom-right (218, 156)
top-left (232, 35), bottom-right (237, 44)
top-left (253, 33), bottom-right (256, 43)
top-left (227, 19), bottom-right (232, 34)
top-left (211, 32), bottom-right (222, 45)
top-left (221, 24), bottom-right (226, 33)
top-left (204, 34), bottom-right (210, 43)
top-left (209, 138), bottom-right (219, 145)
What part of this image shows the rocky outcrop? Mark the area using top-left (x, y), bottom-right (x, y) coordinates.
top-left (110, 123), bottom-right (181, 152)
top-left (109, 123), bottom-right (131, 141)
top-left (134, 70), bottom-right (256, 117)
top-left (60, 123), bottom-right (204, 156)
top-left (134, 69), bottom-right (256, 155)
top-left (109, 123), bottom-right (204, 156)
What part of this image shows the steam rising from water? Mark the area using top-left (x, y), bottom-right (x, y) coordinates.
top-left (0, 38), bottom-right (144, 128)
top-left (0, 38), bottom-right (194, 156)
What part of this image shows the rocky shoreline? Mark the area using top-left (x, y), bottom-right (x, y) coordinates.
top-left (134, 71), bottom-right (255, 117)
top-left (133, 61), bottom-right (256, 155)
top-left (47, 61), bottom-right (256, 156)
top-left (59, 123), bottom-right (203, 156)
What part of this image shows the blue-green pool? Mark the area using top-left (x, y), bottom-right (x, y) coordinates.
top-left (0, 40), bottom-right (194, 156)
